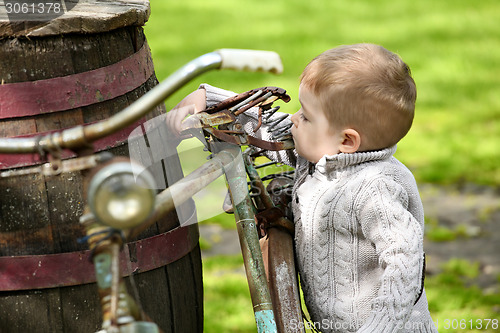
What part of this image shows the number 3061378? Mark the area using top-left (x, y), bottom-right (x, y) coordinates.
top-left (5, 2), bottom-right (62, 14)
top-left (436, 319), bottom-right (498, 330)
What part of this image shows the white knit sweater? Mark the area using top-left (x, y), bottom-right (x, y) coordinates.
top-left (201, 84), bottom-right (437, 332)
top-left (293, 148), bottom-right (437, 333)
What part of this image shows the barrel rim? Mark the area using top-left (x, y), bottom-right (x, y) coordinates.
top-left (0, 0), bottom-right (151, 37)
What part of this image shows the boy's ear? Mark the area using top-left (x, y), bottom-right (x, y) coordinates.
top-left (339, 128), bottom-right (361, 153)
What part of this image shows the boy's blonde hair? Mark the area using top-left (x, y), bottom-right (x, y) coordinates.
top-left (300, 43), bottom-right (416, 151)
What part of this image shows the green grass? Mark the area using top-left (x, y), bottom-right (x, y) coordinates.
top-left (202, 255), bottom-right (256, 333)
top-left (424, 217), bottom-right (478, 242)
top-left (146, 0), bottom-right (500, 186)
top-left (425, 259), bottom-right (500, 333)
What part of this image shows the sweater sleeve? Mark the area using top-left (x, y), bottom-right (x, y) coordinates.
top-left (355, 176), bottom-right (425, 333)
top-left (199, 83), bottom-right (297, 167)
top-left (200, 83), bottom-right (237, 107)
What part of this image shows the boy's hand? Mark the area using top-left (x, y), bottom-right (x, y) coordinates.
top-left (165, 89), bottom-right (207, 144)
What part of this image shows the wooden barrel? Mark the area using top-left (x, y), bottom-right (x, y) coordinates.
top-left (0, 1), bottom-right (203, 332)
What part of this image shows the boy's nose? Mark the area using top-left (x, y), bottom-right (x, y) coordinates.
top-left (290, 113), bottom-right (299, 127)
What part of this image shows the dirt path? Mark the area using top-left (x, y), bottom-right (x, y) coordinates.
top-left (419, 184), bottom-right (500, 292)
top-left (200, 183), bottom-right (500, 292)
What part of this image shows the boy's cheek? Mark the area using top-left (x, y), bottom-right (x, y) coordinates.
top-left (290, 130), bottom-right (298, 145)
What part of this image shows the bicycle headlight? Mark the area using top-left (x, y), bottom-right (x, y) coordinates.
top-left (88, 160), bottom-right (156, 229)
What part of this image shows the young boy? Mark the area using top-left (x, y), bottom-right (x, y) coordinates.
top-left (167, 43), bottom-right (437, 332)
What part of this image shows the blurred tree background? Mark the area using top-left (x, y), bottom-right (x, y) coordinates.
top-left (144, 0), bottom-right (499, 332)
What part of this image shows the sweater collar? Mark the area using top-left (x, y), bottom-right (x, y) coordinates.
top-left (313, 145), bottom-right (397, 177)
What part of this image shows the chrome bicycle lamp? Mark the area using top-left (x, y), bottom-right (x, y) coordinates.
top-left (88, 160), bottom-right (156, 229)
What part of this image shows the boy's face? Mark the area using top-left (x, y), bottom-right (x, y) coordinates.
top-left (291, 85), bottom-right (344, 163)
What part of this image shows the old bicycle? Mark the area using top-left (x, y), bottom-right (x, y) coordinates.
top-left (0, 48), bottom-right (303, 333)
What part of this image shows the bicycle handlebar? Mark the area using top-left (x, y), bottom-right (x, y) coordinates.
top-left (0, 49), bottom-right (283, 154)
top-left (217, 49), bottom-right (283, 73)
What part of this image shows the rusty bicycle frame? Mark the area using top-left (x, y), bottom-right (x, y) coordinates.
top-left (0, 49), bottom-right (303, 333)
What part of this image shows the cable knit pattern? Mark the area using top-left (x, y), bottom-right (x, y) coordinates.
top-left (295, 149), bottom-right (437, 332)
top-left (200, 84), bottom-right (437, 333)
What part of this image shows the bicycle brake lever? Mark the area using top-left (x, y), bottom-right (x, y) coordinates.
top-left (179, 110), bottom-right (236, 136)
top-left (177, 110), bottom-right (238, 152)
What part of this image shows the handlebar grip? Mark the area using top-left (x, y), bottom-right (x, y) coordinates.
top-left (216, 49), bottom-right (283, 74)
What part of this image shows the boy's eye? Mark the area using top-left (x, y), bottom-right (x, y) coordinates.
top-left (300, 113), bottom-right (308, 122)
